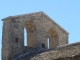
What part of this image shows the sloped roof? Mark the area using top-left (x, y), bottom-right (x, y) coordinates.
top-left (2, 11), bottom-right (69, 34)
top-left (12, 42), bottom-right (80, 60)
top-left (30, 42), bottom-right (80, 60)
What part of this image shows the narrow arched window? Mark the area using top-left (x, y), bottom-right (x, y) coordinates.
top-left (24, 28), bottom-right (27, 46)
top-left (47, 38), bottom-right (50, 49)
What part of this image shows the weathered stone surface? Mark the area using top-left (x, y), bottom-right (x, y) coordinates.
top-left (30, 42), bottom-right (80, 60)
top-left (12, 42), bottom-right (80, 60)
top-left (2, 11), bottom-right (69, 60)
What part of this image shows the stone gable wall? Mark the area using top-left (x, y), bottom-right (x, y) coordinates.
top-left (2, 12), bottom-right (68, 60)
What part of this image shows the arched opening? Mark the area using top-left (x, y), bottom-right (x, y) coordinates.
top-left (24, 28), bottom-right (27, 46)
top-left (48, 28), bottom-right (59, 48)
top-left (24, 21), bottom-right (37, 48)
top-left (47, 38), bottom-right (50, 49)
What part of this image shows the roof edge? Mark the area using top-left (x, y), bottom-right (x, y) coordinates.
top-left (1, 11), bottom-right (69, 34)
top-left (1, 11), bottom-right (44, 21)
top-left (42, 12), bottom-right (69, 34)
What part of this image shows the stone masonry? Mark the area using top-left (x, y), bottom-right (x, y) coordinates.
top-left (2, 11), bottom-right (69, 60)
top-left (30, 42), bottom-right (80, 60)
top-left (12, 42), bottom-right (80, 60)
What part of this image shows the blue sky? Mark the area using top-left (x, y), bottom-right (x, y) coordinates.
top-left (0, 0), bottom-right (80, 60)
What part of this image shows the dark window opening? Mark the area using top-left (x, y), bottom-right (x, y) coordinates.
top-left (15, 38), bottom-right (19, 43)
top-left (42, 43), bottom-right (45, 48)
